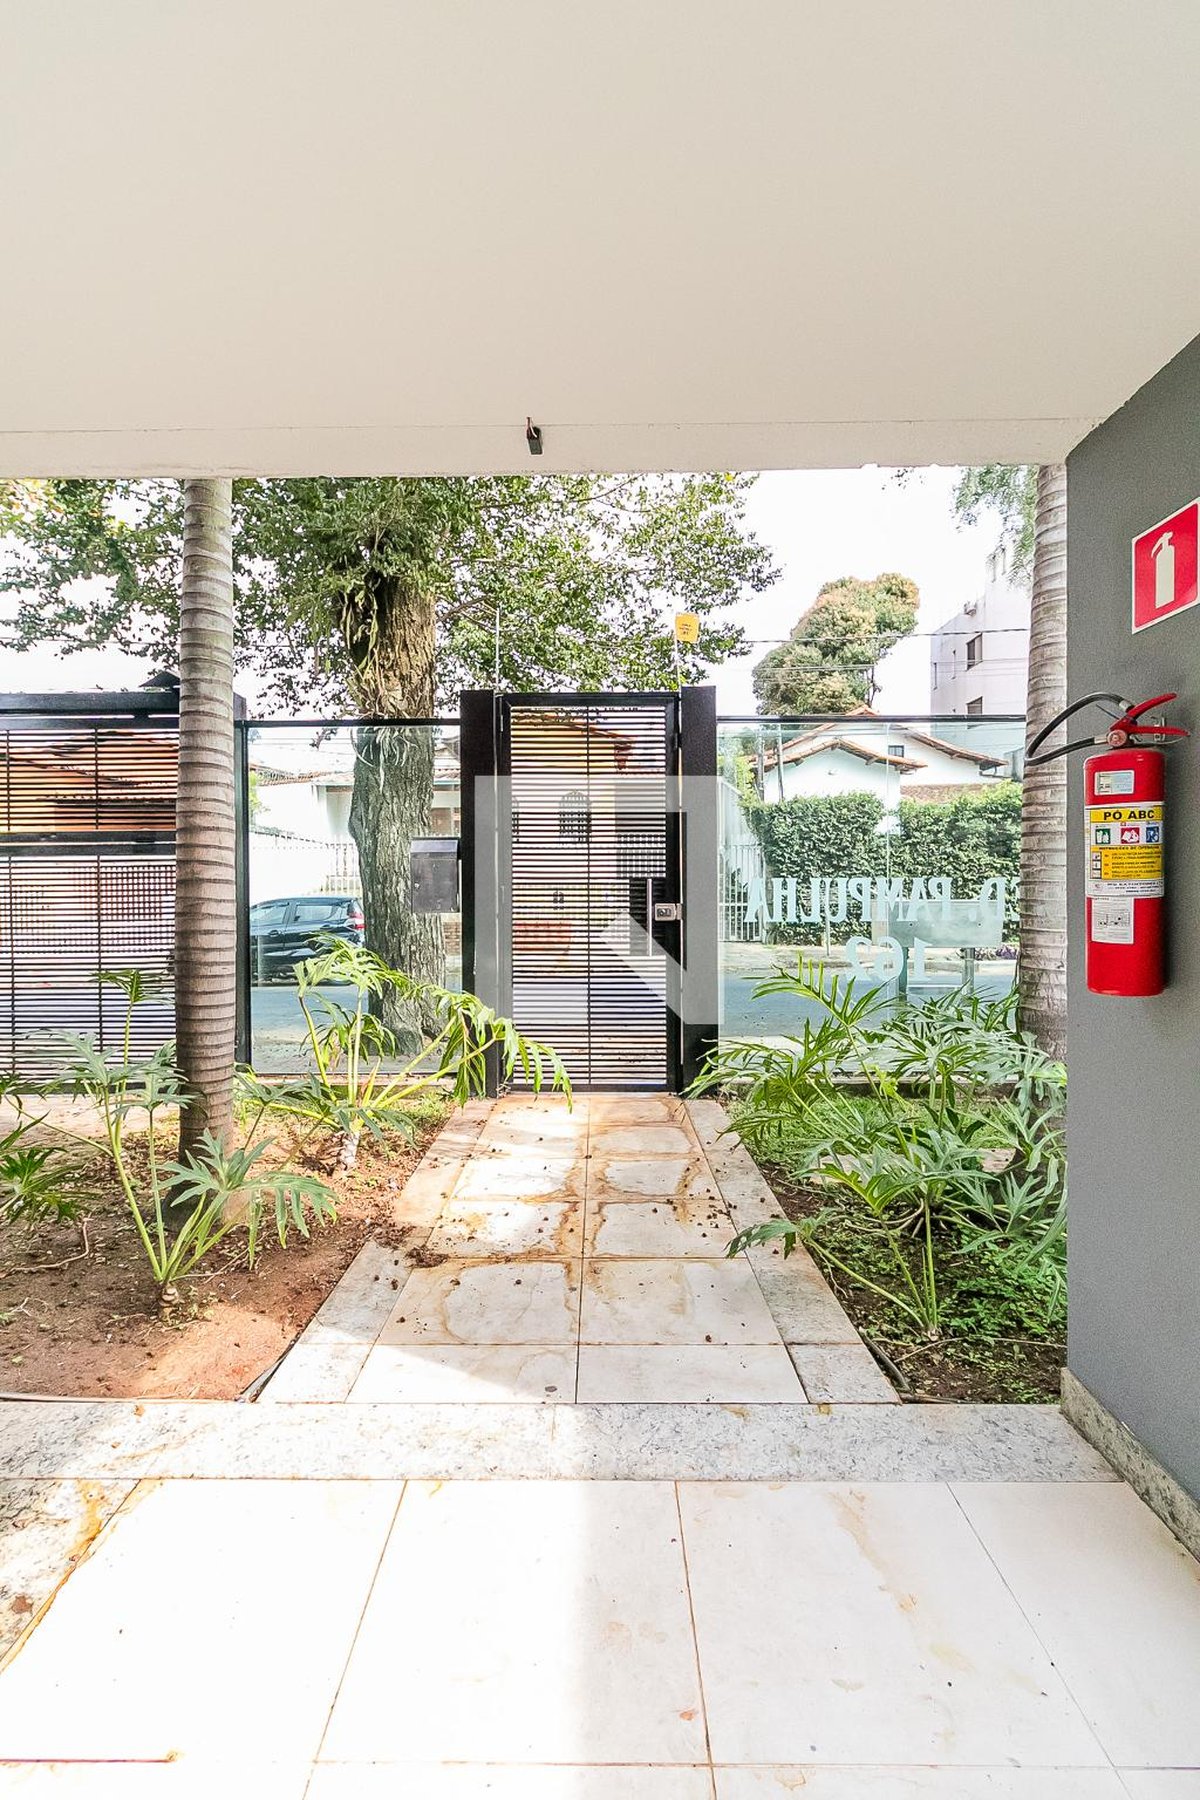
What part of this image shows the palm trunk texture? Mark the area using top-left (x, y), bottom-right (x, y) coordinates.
top-left (1019, 462), bottom-right (1069, 1061)
top-left (175, 478), bottom-right (237, 1155)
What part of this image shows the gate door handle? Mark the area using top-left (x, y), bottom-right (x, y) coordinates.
top-left (653, 901), bottom-right (682, 923)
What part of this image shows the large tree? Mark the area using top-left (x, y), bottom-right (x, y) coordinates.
top-left (951, 463), bottom-right (1067, 1059)
top-left (752, 572), bottom-right (919, 714)
top-left (2, 475), bottom-right (777, 1032)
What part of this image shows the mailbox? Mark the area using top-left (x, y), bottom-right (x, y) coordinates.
top-left (410, 837), bottom-right (460, 913)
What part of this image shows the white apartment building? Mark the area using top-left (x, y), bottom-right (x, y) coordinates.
top-left (929, 545), bottom-right (1031, 714)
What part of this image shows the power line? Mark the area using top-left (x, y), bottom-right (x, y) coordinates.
top-left (741, 625), bottom-right (1030, 646)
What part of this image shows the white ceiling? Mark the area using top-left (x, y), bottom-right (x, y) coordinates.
top-left (3, 1), bottom-right (1199, 477)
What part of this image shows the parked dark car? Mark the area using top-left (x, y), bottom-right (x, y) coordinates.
top-left (248, 894), bottom-right (365, 981)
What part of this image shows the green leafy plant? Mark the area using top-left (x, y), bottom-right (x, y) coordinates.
top-left (238, 937), bottom-right (571, 1169)
top-left (0, 1076), bottom-right (80, 1228)
top-left (40, 970), bottom-right (336, 1303)
top-left (150, 1132), bottom-right (337, 1288)
top-left (0, 1141), bottom-right (81, 1227)
top-left (696, 959), bottom-right (1066, 1335)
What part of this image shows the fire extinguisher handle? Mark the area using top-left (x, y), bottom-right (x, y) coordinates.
top-left (1026, 693), bottom-right (1132, 767)
top-left (1116, 692), bottom-right (1184, 734)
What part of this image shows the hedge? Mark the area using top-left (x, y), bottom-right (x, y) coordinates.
top-left (746, 782), bottom-right (1021, 943)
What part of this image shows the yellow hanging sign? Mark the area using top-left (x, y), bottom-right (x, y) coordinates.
top-left (674, 611), bottom-right (701, 644)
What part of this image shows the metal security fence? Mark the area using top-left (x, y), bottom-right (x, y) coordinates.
top-left (0, 691), bottom-right (1028, 1086)
top-left (0, 692), bottom-right (179, 1076)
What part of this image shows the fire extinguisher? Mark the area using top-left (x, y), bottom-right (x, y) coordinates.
top-left (1026, 692), bottom-right (1189, 995)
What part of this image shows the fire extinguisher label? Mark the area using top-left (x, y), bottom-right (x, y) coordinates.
top-left (1086, 803), bottom-right (1165, 897)
top-left (1091, 896), bottom-right (1135, 943)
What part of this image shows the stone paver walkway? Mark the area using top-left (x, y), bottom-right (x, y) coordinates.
top-left (261, 1091), bottom-right (895, 1407)
top-left (0, 1092), bottom-right (1198, 1794)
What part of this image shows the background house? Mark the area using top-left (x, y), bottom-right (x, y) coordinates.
top-left (247, 729), bottom-right (461, 903)
top-left (757, 712), bottom-right (1005, 803)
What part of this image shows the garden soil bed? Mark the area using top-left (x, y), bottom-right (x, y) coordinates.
top-left (762, 1164), bottom-right (1066, 1405)
top-left (0, 1121), bottom-right (443, 1401)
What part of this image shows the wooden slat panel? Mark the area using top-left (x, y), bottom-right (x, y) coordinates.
top-left (0, 721), bottom-right (178, 1077)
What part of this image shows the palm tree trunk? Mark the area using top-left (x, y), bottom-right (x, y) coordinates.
top-left (1019, 463), bottom-right (1068, 1059)
top-left (175, 478), bottom-right (237, 1155)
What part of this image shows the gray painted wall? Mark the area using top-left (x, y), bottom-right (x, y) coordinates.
top-left (1067, 332), bottom-right (1200, 1498)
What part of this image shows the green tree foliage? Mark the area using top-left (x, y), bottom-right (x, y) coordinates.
top-left (751, 572), bottom-right (919, 714)
top-left (0, 475), bottom-right (778, 711)
top-left (950, 466), bottom-right (1037, 575)
top-left (748, 783), bottom-right (1022, 943)
top-left (748, 790), bottom-right (886, 924)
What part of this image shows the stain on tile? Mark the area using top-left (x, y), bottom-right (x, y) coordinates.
top-left (580, 1258), bottom-right (784, 1346)
top-left (426, 1199), bottom-right (584, 1259)
top-left (381, 1260), bottom-right (582, 1345)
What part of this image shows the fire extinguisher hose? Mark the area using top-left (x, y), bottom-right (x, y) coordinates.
top-left (1027, 692), bottom-right (1187, 766)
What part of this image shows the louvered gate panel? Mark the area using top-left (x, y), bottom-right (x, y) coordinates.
top-left (0, 720), bottom-right (177, 1078)
top-left (507, 699), bottom-right (676, 1089)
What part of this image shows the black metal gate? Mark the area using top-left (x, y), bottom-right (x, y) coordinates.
top-left (502, 695), bottom-right (682, 1089)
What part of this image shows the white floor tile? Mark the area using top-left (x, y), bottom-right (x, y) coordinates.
top-left (577, 1344), bottom-right (802, 1403)
top-left (589, 1158), bottom-right (718, 1202)
top-left (679, 1482), bottom-right (1105, 1767)
top-left (322, 1481), bottom-right (707, 1764)
top-left (1118, 1776), bottom-right (1200, 1796)
top-left (0, 1481), bottom-right (401, 1763)
top-left (713, 1771), bottom-right (1127, 1798)
top-left (487, 1094), bottom-right (580, 1114)
top-left (455, 1157), bottom-right (586, 1203)
top-left (587, 1094), bottom-right (683, 1114)
top-left (0, 1769), bottom-right (311, 1798)
top-left (380, 1260), bottom-right (581, 1344)
top-left (297, 1240), bottom-right (411, 1344)
top-left (953, 1482), bottom-right (1200, 1768)
top-left (259, 1341), bottom-right (371, 1402)
top-left (426, 1199), bottom-right (584, 1258)
top-left (310, 1767), bottom-right (713, 1798)
top-left (350, 1343), bottom-right (576, 1403)
top-left (580, 1259), bottom-right (783, 1345)
top-left (587, 1197), bottom-right (734, 1258)
top-left (475, 1104), bottom-right (589, 1153)
top-left (590, 1125), bottom-right (698, 1158)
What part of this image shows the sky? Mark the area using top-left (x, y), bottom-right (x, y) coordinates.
top-left (2, 467), bottom-right (1004, 717)
top-left (719, 466), bottom-right (1001, 715)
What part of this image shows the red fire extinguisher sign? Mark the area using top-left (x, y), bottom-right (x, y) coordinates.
top-left (1132, 500), bottom-right (1200, 632)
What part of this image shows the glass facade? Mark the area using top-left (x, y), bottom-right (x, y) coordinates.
top-left (718, 715), bottom-right (1026, 1045)
top-left (246, 722), bottom-right (461, 1071)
